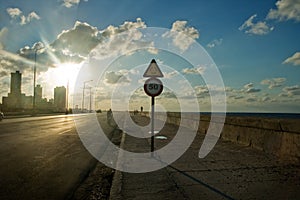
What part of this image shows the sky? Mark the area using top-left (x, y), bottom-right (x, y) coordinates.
top-left (0, 0), bottom-right (300, 112)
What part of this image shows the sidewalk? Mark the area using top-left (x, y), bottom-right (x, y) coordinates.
top-left (110, 115), bottom-right (300, 200)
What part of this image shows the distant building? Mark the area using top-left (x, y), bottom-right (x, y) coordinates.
top-left (33, 85), bottom-right (53, 110)
top-left (35, 84), bottom-right (42, 103)
top-left (1, 71), bottom-right (66, 113)
top-left (54, 86), bottom-right (66, 112)
top-left (2, 71), bottom-right (33, 111)
top-left (11, 71), bottom-right (21, 95)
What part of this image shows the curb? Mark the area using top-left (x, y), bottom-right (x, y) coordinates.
top-left (109, 131), bottom-right (126, 200)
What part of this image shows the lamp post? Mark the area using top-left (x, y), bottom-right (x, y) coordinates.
top-left (88, 86), bottom-right (92, 112)
top-left (32, 42), bottom-right (43, 115)
top-left (32, 49), bottom-right (37, 113)
top-left (82, 80), bottom-right (93, 111)
top-left (83, 86), bottom-right (93, 112)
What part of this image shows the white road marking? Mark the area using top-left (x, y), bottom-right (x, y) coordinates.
top-left (58, 129), bottom-right (72, 135)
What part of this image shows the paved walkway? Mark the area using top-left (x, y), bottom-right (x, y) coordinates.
top-left (110, 115), bottom-right (300, 200)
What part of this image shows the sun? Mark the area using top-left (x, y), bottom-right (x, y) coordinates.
top-left (55, 63), bottom-right (81, 83)
top-left (42, 62), bottom-right (81, 94)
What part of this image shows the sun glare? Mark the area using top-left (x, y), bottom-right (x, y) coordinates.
top-left (54, 63), bottom-right (81, 85)
top-left (42, 62), bottom-right (81, 95)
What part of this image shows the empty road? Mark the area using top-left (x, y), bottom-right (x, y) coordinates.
top-left (0, 113), bottom-right (114, 200)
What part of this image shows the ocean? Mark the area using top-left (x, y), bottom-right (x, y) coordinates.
top-left (199, 112), bottom-right (300, 119)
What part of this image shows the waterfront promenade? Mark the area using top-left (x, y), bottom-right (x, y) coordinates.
top-left (110, 115), bottom-right (300, 200)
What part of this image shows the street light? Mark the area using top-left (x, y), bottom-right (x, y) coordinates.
top-left (32, 42), bottom-right (43, 114)
top-left (82, 80), bottom-right (93, 111)
top-left (85, 86), bottom-right (93, 112)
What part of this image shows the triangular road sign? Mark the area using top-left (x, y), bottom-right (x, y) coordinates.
top-left (143, 59), bottom-right (164, 77)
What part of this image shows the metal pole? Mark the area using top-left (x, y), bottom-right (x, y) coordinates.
top-left (82, 83), bottom-right (85, 111)
top-left (89, 87), bottom-right (92, 112)
top-left (33, 50), bottom-right (37, 113)
top-left (151, 96), bottom-right (155, 157)
top-left (82, 80), bottom-right (93, 112)
top-left (66, 80), bottom-right (69, 111)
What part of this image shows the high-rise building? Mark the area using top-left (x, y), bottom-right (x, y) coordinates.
top-left (10, 71), bottom-right (21, 95)
top-left (35, 84), bottom-right (42, 103)
top-left (54, 86), bottom-right (66, 112)
top-left (2, 71), bottom-right (25, 110)
top-left (1, 71), bottom-right (65, 112)
top-left (34, 84), bottom-right (53, 110)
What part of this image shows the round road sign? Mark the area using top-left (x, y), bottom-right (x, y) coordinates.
top-left (144, 77), bottom-right (163, 97)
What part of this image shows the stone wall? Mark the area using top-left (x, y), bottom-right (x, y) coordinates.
top-left (142, 112), bottom-right (300, 163)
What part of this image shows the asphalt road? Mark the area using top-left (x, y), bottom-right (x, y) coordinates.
top-left (0, 113), bottom-right (113, 200)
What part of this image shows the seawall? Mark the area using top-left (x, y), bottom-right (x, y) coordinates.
top-left (142, 112), bottom-right (300, 163)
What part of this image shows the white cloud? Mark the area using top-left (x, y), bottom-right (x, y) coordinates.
top-left (194, 85), bottom-right (209, 97)
top-left (163, 71), bottom-right (178, 79)
top-left (244, 82), bottom-right (254, 89)
top-left (242, 83), bottom-right (261, 93)
top-left (182, 66), bottom-right (205, 75)
top-left (246, 97), bottom-right (257, 102)
top-left (246, 88), bottom-right (261, 93)
top-left (6, 8), bottom-right (22, 18)
top-left (233, 96), bottom-right (244, 100)
top-left (207, 38), bottom-right (223, 48)
top-left (273, 77), bottom-right (286, 83)
top-left (261, 96), bottom-right (271, 102)
top-left (0, 49), bottom-right (41, 98)
top-left (239, 14), bottom-right (274, 35)
top-left (267, 0), bottom-right (300, 22)
top-left (63, 0), bottom-right (81, 8)
top-left (226, 87), bottom-right (247, 102)
top-left (6, 8), bottom-right (40, 25)
top-left (27, 12), bottom-right (41, 22)
top-left (51, 21), bottom-right (100, 58)
top-left (20, 15), bottom-right (27, 25)
top-left (104, 71), bottom-right (130, 85)
top-left (260, 77), bottom-right (286, 89)
top-left (283, 85), bottom-right (300, 91)
top-left (17, 42), bottom-right (52, 72)
top-left (147, 46), bottom-right (159, 55)
top-left (282, 85), bottom-right (300, 96)
top-left (227, 82), bottom-right (293, 105)
top-left (11, 18), bottom-right (196, 76)
top-left (279, 93), bottom-right (289, 97)
top-left (100, 18), bottom-right (146, 37)
top-left (9, 18), bottom-right (149, 74)
top-left (91, 18), bottom-right (153, 59)
top-left (171, 21), bottom-right (199, 38)
top-left (0, 28), bottom-right (8, 50)
top-left (283, 52), bottom-right (300, 66)
top-left (163, 20), bottom-right (199, 52)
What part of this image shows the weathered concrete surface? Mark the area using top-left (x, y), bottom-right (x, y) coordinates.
top-left (148, 112), bottom-right (300, 163)
top-left (111, 115), bottom-right (300, 200)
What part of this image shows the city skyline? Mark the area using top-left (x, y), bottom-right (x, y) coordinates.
top-left (0, 0), bottom-right (300, 112)
top-left (0, 70), bottom-right (68, 112)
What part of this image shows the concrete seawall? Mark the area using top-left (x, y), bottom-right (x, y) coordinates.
top-left (142, 112), bottom-right (300, 163)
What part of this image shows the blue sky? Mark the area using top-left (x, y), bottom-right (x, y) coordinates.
top-left (0, 0), bottom-right (300, 112)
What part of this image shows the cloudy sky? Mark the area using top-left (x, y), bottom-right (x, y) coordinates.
top-left (0, 0), bottom-right (300, 112)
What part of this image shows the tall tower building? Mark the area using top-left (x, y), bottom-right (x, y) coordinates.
top-left (2, 71), bottom-right (34, 111)
top-left (54, 86), bottom-right (66, 112)
top-left (35, 84), bottom-right (42, 103)
top-left (10, 71), bottom-right (21, 96)
top-left (7, 71), bottom-right (23, 109)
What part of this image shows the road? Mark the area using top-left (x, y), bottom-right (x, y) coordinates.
top-left (0, 113), bottom-right (114, 200)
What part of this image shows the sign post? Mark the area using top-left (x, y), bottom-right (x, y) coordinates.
top-left (143, 59), bottom-right (164, 157)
